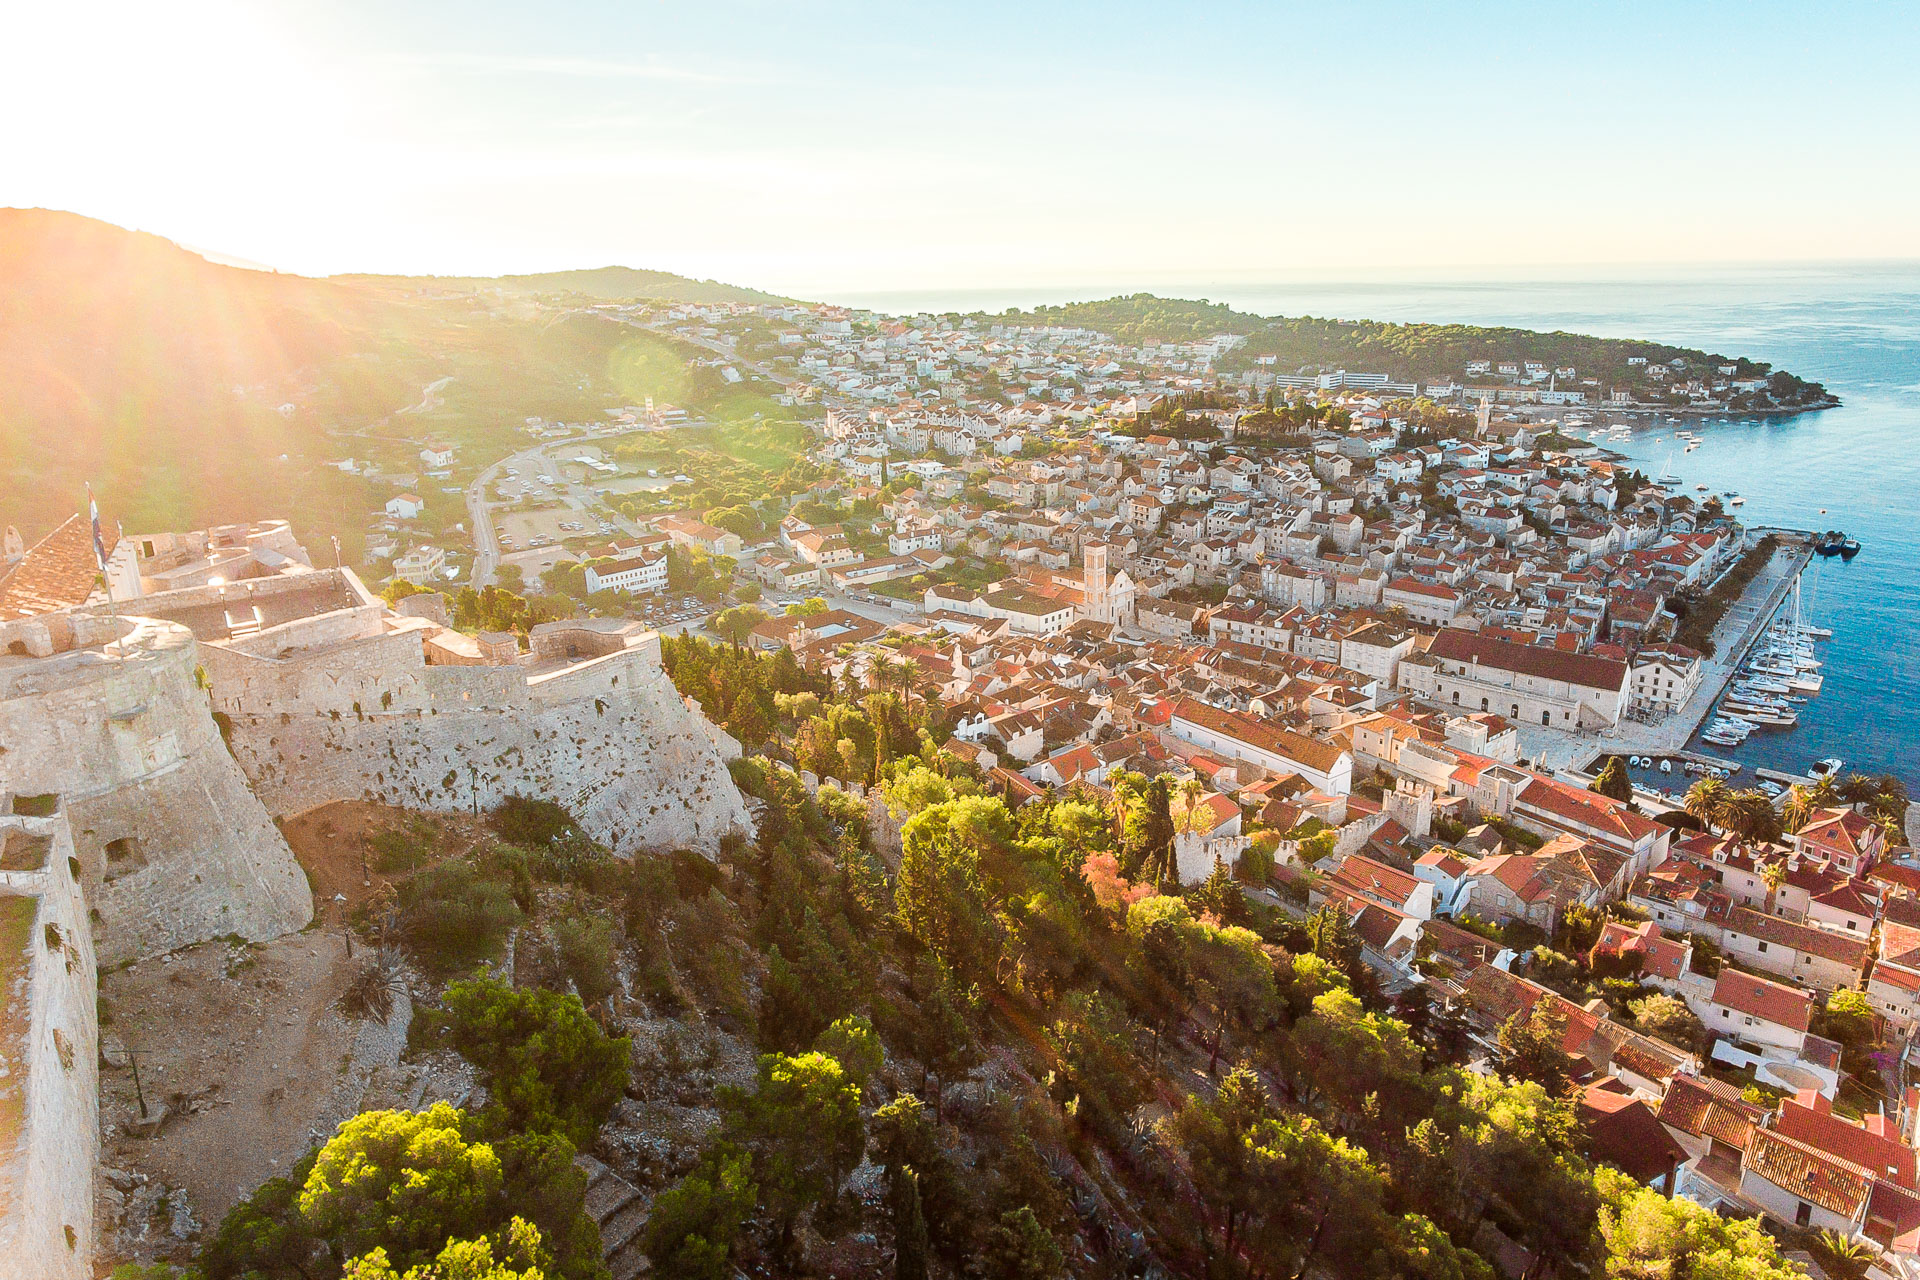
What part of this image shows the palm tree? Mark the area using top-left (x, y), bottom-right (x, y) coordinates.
top-left (1782, 785), bottom-right (1817, 836)
top-left (894, 655), bottom-right (922, 700)
top-left (1685, 777), bottom-right (1730, 832)
top-left (1724, 790), bottom-right (1783, 846)
top-left (1168, 778), bottom-right (1208, 889)
top-left (1871, 774), bottom-right (1911, 825)
top-left (1875, 810), bottom-right (1905, 846)
top-left (1838, 773), bottom-right (1880, 810)
top-left (1785, 774), bottom-right (1841, 834)
top-left (1760, 859), bottom-right (1786, 915)
top-left (868, 652), bottom-right (900, 693)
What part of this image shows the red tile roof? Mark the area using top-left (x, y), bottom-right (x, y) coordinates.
top-left (1724, 907), bottom-right (1869, 969)
top-left (1711, 969), bottom-right (1813, 1032)
top-left (1745, 1126), bottom-right (1875, 1218)
top-left (1170, 698), bottom-right (1347, 774)
top-left (1777, 1091), bottom-right (1917, 1188)
top-left (1428, 628), bottom-right (1629, 693)
top-left (1657, 1073), bottom-right (1765, 1149)
top-left (0, 513), bottom-right (108, 620)
top-left (1580, 1086), bottom-right (1689, 1184)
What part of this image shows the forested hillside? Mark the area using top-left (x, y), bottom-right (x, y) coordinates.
top-left (165, 633), bottom-right (1818, 1280)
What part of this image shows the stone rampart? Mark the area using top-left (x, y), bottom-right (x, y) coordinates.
top-left (0, 805), bottom-right (99, 1280)
top-left (210, 616), bottom-right (748, 853)
top-left (0, 619), bottom-right (313, 964)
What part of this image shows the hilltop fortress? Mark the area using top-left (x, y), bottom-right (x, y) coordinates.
top-left (0, 525), bottom-right (749, 965)
top-left (0, 517), bottom-right (749, 1276)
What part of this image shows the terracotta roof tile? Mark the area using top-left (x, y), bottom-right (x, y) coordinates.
top-left (0, 513), bottom-right (109, 620)
top-left (1745, 1126), bottom-right (1875, 1218)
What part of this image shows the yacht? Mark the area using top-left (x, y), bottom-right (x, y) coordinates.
top-left (1726, 707), bottom-right (1799, 728)
top-left (1810, 757), bottom-right (1846, 779)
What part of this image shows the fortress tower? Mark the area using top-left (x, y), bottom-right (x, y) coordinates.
top-left (0, 615), bottom-right (313, 964)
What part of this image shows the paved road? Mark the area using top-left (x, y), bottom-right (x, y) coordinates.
top-left (467, 428), bottom-right (659, 589)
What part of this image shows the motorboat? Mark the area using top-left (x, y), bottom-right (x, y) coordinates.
top-left (1809, 757), bottom-right (1846, 779)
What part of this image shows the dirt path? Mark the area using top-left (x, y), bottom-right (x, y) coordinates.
top-left (99, 931), bottom-right (360, 1224)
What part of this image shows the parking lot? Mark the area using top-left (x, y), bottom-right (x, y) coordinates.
top-left (496, 506), bottom-right (598, 551)
top-left (632, 595), bottom-right (714, 633)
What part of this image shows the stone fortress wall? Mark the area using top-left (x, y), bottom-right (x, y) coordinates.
top-left (0, 616), bottom-right (313, 965)
top-left (201, 607), bottom-right (751, 852)
top-left (0, 525), bottom-right (749, 1277)
top-left (0, 805), bottom-right (99, 1280)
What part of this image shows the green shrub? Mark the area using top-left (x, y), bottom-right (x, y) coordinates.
top-left (490, 794), bottom-right (577, 848)
top-left (553, 914), bottom-right (619, 1006)
top-left (443, 977), bottom-right (632, 1147)
top-left (370, 827), bottom-right (430, 874)
top-left (399, 861), bottom-right (523, 973)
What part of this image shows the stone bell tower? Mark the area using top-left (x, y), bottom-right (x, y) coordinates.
top-left (1083, 540), bottom-right (1110, 623)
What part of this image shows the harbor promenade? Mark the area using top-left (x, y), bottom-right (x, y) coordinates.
top-left (1516, 536), bottom-right (1815, 773)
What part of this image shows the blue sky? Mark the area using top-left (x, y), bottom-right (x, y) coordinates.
top-left (6, 1), bottom-right (1917, 294)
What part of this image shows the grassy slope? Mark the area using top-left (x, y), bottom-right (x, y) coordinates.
top-left (0, 211), bottom-right (802, 561)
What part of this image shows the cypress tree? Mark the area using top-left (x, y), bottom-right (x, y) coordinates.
top-left (890, 1165), bottom-right (929, 1280)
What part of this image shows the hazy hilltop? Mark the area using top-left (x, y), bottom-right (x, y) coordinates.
top-left (338, 263), bottom-right (791, 305)
top-left (0, 211), bottom-right (757, 543)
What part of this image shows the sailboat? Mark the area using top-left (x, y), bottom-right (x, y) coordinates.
top-left (1656, 450), bottom-right (1680, 484)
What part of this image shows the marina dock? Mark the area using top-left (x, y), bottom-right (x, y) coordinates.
top-left (1672, 534), bottom-right (1817, 747)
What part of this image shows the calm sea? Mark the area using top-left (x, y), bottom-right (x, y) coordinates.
top-left (833, 266), bottom-right (1920, 788)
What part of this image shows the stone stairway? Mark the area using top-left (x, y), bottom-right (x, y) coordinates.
top-left (576, 1154), bottom-right (650, 1280)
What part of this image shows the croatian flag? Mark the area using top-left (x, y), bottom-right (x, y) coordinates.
top-left (87, 483), bottom-right (107, 572)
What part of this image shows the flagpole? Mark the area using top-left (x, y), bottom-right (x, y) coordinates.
top-left (87, 483), bottom-right (118, 645)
